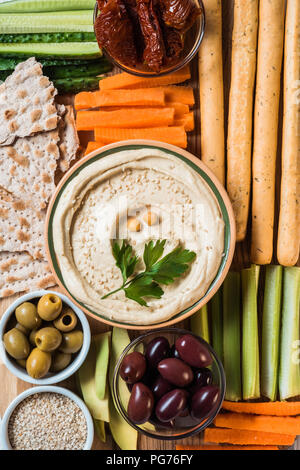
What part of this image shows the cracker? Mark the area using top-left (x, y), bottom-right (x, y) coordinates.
top-left (58, 105), bottom-right (79, 172)
top-left (0, 58), bottom-right (58, 146)
top-left (0, 129), bottom-right (59, 210)
top-left (0, 188), bottom-right (46, 259)
top-left (0, 251), bottom-right (56, 298)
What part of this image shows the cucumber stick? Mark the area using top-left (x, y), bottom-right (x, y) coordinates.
top-left (223, 271), bottom-right (242, 402)
top-left (211, 289), bottom-right (223, 362)
top-left (190, 305), bottom-right (210, 344)
top-left (54, 76), bottom-right (103, 94)
top-left (261, 265), bottom-right (282, 401)
top-left (0, 57), bottom-right (98, 69)
top-left (0, 11), bottom-right (94, 33)
top-left (279, 267), bottom-right (300, 400)
top-left (0, 32), bottom-right (96, 43)
top-left (0, 0), bottom-right (96, 12)
top-left (0, 42), bottom-right (101, 58)
top-left (242, 265), bottom-right (260, 400)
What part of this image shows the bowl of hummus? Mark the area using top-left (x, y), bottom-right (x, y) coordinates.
top-left (45, 141), bottom-right (235, 329)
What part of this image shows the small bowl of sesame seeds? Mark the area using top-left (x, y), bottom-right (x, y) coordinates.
top-left (0, 386), bottom-right (94, 450)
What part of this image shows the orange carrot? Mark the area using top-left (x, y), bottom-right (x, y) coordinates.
top-left (94, 126), bottom-right (187, 148)
top-left (99, 66), bottom-right (191, 90)
top-left (97, 102), bottom-right (190, 117)
top-left (173, 112), bottom-right (194, 131)
top-left (158, 86), bottom-right (195, 106)
top-left (84, 141), bottom-right (105, 155)
top-left (75, 88), bottom-right (166, 110)
top-left (176, 445), bottom-right (278, 450)
top-left (204, 427), bottom-right (295, 446)
top-left (76, 108), bottom-right (175, 130)
top-left (222, 401), bottom-right (300, 416)
top-left (215, 413), bottom-right (300, 435)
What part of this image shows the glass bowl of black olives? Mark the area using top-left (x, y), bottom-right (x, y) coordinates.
top-left (112, 328), bottom-right (225, 440)
top-left (0, 290), bottom-right (91, 385)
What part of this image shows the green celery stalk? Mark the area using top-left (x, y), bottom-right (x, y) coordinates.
top-left (223, 271), bottom-right (242, 401)
top-left (261, 265), bottom-right (283, 401)
top-left (242, 265), bottom-right (260, 400)
top-left (93, 419), bottom-right (106, 443)
top-left (190, 304), bottom-right (210, 344)
top-left (279, 266), bottom-right (300, 400)
top-left (0, 0), bottom-right (96, 12)
top-left (211, 289), bottom-right (223, 362)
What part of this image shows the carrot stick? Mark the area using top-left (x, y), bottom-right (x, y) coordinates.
top-left (226, 0), bottom-right (258, 241)
top-left (176, 445), bottom-right (278, 450)
top-left (99, 66), bottom-right (191, 90)
top-left (75, 88), bottom-right (166, 110)
top-left (84, 141), bottom-right (105, 155)
top-left (198, 0), bottom-right (225, 184)
top-left (158, 86), bottom-right (195, 106)
top-left (222, 400), bottom-right (300, 416)
top-left (250, 0), bottom-right (285, 264)
top-left (214, 412), bottom-right (300, 436)
top-left (204, 427), bottom-right (295, 446)
top-left (277, 0), bottom-right (300, 266)
top-left (173, 112), bottom-right (194, 132)
top-left (94, 126), bottom-right (187, 148)
top-left (76, 108), bottom-right (175, 130)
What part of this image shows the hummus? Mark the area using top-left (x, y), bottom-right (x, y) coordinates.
top-left (53, 148), bottom-right (224, 325)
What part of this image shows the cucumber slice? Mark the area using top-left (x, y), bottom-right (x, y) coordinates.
top-left (44, 61), bottom-right (111, 79)
top-left (0, 32), bottom-right (96, 43)
top-left (261, 265), bottom-right (282, 401)
top-left (0, 57), bottom-right (98, 69)
top-left (0, 42), bottom-right (101, 58)
top-left (0, 0), bottom-right (96, 12)
top-left (54, 76), bottom-right (103, 94)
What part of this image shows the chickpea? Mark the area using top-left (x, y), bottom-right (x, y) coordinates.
top-left (127, 217), bottom-right (141, 232)
top-left (143, 211), bottom-right (159, 226)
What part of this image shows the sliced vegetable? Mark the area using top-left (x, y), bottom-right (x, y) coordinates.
top-left (0, 0), bottom-right (96, 12)
top-left (0, 32), bottom-right (96, 43)
top-left (76, 108), bottom-right (175, 130)
top-left (223, 271), bottom-right (241, 401)
top-left (94, 332), bottom-right (111, 401)
top-left (85, 141), bottom-right (105, 155)
top-left (93, 419), bottom-right (106, 443)
top-left (99, 66), bottom-right (191, 90)
top-left (261, 265), bottom-right (282, 401)
top-left (0, 11), bottom-right (94, 33)
top-left (109, 395), bottom-right (138, 450)
top-left (190, 305), bottom-right (210, 344)
top-left (214, 412), bottom-right (300, 436)
top-left (0, 42), bottom-right (100, 58)
top-left (160, 85), bottom-right (195, 105)
top-left (242, 265), bottom-right (260, 400)
top-left (75, 88), bottom-right (166, 110)
top-left (54, 77), bottom-right (103, 94)
top-left (173, 112), bottom-right (194, 131)
top-left (94, 127), bottom-right (187, 148)
top-left (0, 57), bottom-right (96, 69)
top-left (211, 289), bottom-right (223, 362)
top-left (279, 267), bottom-right (300, 400)
top-left (222, 400), bottom-right (300, 416)
top-left (176, 445), bottom-right (278, 450)
top-left (204, 427), bottom-right (295, 446)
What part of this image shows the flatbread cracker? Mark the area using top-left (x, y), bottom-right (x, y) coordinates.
top-left (0, 188), bottom-right (46, 259)
top-left (0, 251), bottom-right (56, 298)
top-left (58, 105), bottom-right (79, 172)
top-left (0, 129), bottom-right (59, 210)
top-left (0, 57), bottom-right (58, 146)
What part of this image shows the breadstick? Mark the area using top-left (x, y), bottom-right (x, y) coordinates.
top-left (251, 0), bottom-right (285, 264)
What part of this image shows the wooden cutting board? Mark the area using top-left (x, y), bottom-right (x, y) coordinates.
top-left (0, 1), bottom-right (299, 450)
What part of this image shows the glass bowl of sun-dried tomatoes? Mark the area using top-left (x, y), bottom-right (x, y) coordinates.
top-left (94, 0), bottom-right (205, 77)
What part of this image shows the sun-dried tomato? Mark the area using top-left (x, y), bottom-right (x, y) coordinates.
top-left (158, 0), bottom-right (201, 32)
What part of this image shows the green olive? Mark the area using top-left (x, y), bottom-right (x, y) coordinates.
top-left (16, 358), bottom-right (27, 368)
top-left (29, 329), bottom-right (39, 346)
top-left (15, 322), bottom-right (30, 336)
top-left (15, 302), bottom-right (41, 330)
top-left (3, 328), bottom-right (30, 360)
top-left (37, 294), bottom-right (62, 321)
top-left (50, 351), bottom-right (72, 372)
top-left (59, 330), bottom-right (83, 354)
top-left (35, 327), bottom-right (62, 352)
top-left (26, 348), bottom-right (51, 379)
top-left (53, 307), bottom-right (78, 332)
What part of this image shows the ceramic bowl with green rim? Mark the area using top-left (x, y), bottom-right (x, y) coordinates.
top-left (45, 140), bottom-right (235, 330)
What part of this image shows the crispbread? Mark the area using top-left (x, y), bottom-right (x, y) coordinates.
top-left (0, 187), bottom-right (46, 259)
top-left (0, 251), bottom-right (56, 298)
top-left (0, 57), bottom-right (58, 146)
top-left (58, 105), bottom-right (79, 172)
top-left (0, 129), bottom-right (59, 210)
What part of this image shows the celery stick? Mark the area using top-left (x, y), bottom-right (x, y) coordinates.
top-left (254, 265), bottom-right (260, 398)
top-left (0, 42), bottom-right (100, 58)
top-left (0, 0), bottom-right (96, 12)
top-left (242, 266), bottom-right (260, 400)
top-left (191, 304), bottom-right (210, 344)
top-left (279, 267), bottom-right (300, 400)
top-left (94, 419), bottom-right (106, 443)
top-left (223, 271), bottom-right (242, 401)
top-left (211, 289), bottom-right (223, 362)
top-left (94, 332), bottom-right (111, 400)
top-left (261, 265), bottom-right (282, 401)
top-left (0, 11), bottom-right (94, 33)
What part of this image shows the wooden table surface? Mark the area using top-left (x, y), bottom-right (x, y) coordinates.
top-left (0, 0), bottom-right (299, 450)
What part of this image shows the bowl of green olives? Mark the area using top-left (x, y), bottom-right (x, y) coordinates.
top-left (0, 290), bottom-right (91, 385)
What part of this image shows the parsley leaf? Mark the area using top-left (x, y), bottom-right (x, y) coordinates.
top-left (124, 276), bottom-right (164, 307)
top-left (143, 239), bottom-right (166, 270)
top-left (112, 240), bottom-right (139, 283)
top-left (147, 246), bottom-right (197, 285)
